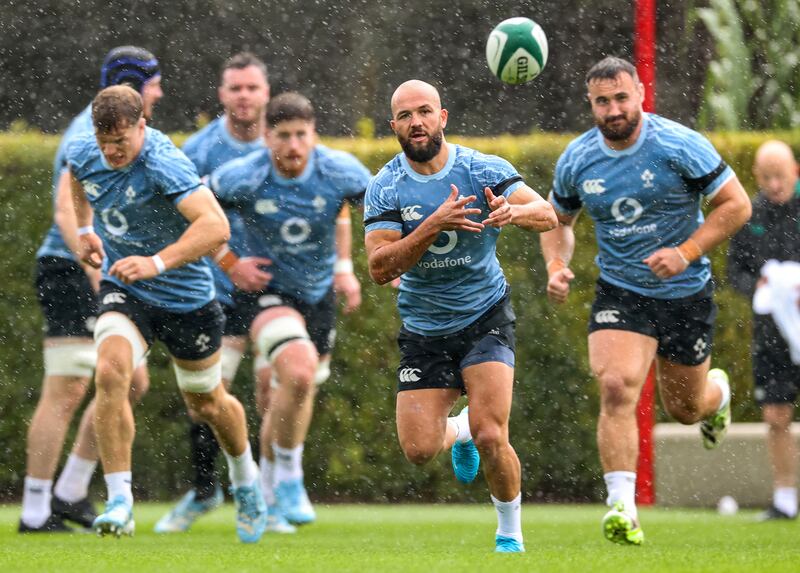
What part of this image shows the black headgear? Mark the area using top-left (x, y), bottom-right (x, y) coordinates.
top-left (100, 46), bottom-right (160, 93)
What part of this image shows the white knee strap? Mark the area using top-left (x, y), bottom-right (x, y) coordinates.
top-left (220, 346), bottom-right (244, 383)
top-left (43, 343), bottom-right (96, 377)
top-left (94, 313), bottom-right (146, 371)
top-left (255, 315), bottom-right (314, 363)
top-left (173, 360), bottom-right (222, 393)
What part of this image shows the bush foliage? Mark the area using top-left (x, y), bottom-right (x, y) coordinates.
top-left (1, 130), bottom-right (798, 502)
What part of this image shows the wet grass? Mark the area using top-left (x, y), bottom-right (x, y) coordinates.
top-left (1, 503), bottom-right (798, 572)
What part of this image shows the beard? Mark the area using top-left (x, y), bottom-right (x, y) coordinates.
top-left (398, 127), bottom-right (444, 163)
top-left (596, 110), bottom-right (641, 141)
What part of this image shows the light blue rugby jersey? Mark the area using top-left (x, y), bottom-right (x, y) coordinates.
top-left (37, 105), bottom-right (93, 261)
top-left (67, 126), bottom-right (215, 312)
top-left (211, 144), bottom-right (371, 304)
top-left (363, 143), bottom-right (524, 336)
top-left (550, 113), bottom-right (734, 299)
top-left (183, 117), bottom-right (265, 307)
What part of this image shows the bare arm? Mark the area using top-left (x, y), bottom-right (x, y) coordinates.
top-left (108, 186), bottom-right (230, 284)
top-left (71, 172), bottom-right (105, 269)
top-left (540, 210), bottom-right (578, 304)
top-left (643, 176), bottom-right (752, 279)
top-left (366, 185), bottom-right (483, 285)
top-left (505, 185), bottom-right (559, 231)
top-left (55, 170), bottom-right (81, 256)
top-left (333, 203), bottom-right (361, 313)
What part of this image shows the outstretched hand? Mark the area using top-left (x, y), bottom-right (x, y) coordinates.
top-left (430, 185), bottom-right (484, 233)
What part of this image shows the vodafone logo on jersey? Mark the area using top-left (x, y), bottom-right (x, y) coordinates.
top-left (611, 197), bottom-right (643, 224)
top-left (280, 217), bottom-right (311, 245)
top-left (427, 231), bottom-right (457, 255)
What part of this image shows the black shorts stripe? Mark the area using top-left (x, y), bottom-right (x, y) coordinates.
top-left (491, 175), bottom-right (524, 197)
top-left (682, 160), bottom-right (728, 194)
top-left (364, 209), bottom-right (402, 227)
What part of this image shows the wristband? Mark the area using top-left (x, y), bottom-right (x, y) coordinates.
top-left (546, 257), bottom-right (566, 276)
top-left (151, 254), bottom-right (166, 275)
top-left (676, 238), bottom-right (703, 264)
top-left (77, 226), bottom-right (94, 236)
top-left (334, 259), bottom-right (354, 274)
top-left (216, 250), bottom-right (239, 272)
top-left (336, 217), bottom-right (351, 226)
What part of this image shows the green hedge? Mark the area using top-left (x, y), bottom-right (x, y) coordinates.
top-left (1, 130), bottom-right (798, 503)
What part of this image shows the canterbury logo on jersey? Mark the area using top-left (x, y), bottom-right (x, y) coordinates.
top-left (102, 292), bottom-right (127, 305)
top-left (401, 205), bottom-right (423, 221)
top-left (582, 179), bottom-right (606, 194)
top-left (398, 367), bottom-right (421, 383)
top-left (594, 310), bottom-right (620, 324)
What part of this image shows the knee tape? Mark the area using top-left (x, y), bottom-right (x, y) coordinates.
top-left (255, 315), bottom-right (314, 363)
top-left (94, 313), bottom-right (146, 371)
top-left (173, 360), bottom-right (222, 393)
top-left (43, 343), bottom-right (96, 377)
top-left (220, 346), bottom-right (244, 383)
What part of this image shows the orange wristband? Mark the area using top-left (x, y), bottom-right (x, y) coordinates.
top-left (676, 238), bottom-right (703, 264)
top-left (546, 257), bottom-right (566, 276)
top-left (215, 250), bottom-right (239, 272)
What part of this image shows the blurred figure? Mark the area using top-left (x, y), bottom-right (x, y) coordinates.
top-left (21, 46), bottom-right (160, 533)
top-left (541, 56), bottom-right (751, 545)
top-left (728, 140), bottom-right (800, 521)
top-left (154, 51), bottom-right (281, 534)
top-left (210, 92), bottom-right (369, 529)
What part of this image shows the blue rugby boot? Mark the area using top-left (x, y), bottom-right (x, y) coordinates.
top-left (154, 486), bottom-right (223, 533)
top-left (93, 496), bottom-right (135, 538)
top-left (232, 481), bottom-right (267, 543)
top-left (265, 504), bottom-right (297, 534)
top-left (275, 479), bottom-right (316, 525)
top-left (451, 407), bottom-right (480, 484)
top-left (495, 534), bottom-right (526, 553)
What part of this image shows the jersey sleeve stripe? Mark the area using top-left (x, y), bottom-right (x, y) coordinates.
top-left (491, 175), bottom-right (524, 197)
top-left (364, 210), bottom-right (402, 227)
top-left (549, 190), bottom-right (583, 212)
top-left (681, 160), bottom-right (728, 194)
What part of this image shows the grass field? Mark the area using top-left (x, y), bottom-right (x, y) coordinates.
top-left (2, 503), bottom-right (799, 572)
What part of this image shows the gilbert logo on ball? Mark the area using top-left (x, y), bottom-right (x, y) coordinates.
top-left (486, 17), bottom-right (548, 85)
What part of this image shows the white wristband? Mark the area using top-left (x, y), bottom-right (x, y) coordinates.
top-left (151, 254), bottom-right (166, 275)
top-left (333, 259), bottom-right (354, 274)
top-left (77, 226), bottom-right (94, 236)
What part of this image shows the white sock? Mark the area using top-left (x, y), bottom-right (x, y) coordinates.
top-left (491, 493), bottom-right (523, 542)
top-left (774, 487), bottom-right (798, 517)
top-left (273, 442), bottom-right (304, 483)
top-left (54, 454), bottom-right (97, 503)
top-left (222, 443), bottom-right (259, 489)
top-left (604, 471), bottom-right (637, 518)
top-left (448, 408), bottom-right (472, 444)
top-left (104, 471), bottom-right (133, 506)
top-left (708, 370), bottom-right (730, 411)
top-left (260, 455), bottom-right (276, 506)
top-left (21, 477), bottom-right (52, 527)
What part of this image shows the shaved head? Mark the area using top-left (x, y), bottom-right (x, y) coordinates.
top-left (753, 140), bottom-right (799, 204)
top-left (755, 140), bottom-right (797, 169)
top-left (389, 80), bottom-right (448, 167)
top-left (391, 80), bottom-right (442, 117)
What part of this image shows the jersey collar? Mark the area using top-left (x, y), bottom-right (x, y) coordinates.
top-left (596, 112), bottom-right (650, 158)
top-left (400, 143), bottom-right (457, 182)
top-left (220, 116), bottom-right (264, 151)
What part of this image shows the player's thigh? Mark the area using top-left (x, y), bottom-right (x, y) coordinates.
top-left (762, 403), bottom-right (794, 429)
top-left (396, 387), bottom-right (461, 449)
top-left (220, 334), bottom-right (247, 388)
top-left (588, 329), bottom-right (657, 397)
top-left (656, 355), bottom-right (710, 406)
